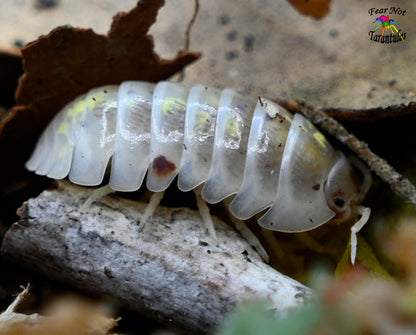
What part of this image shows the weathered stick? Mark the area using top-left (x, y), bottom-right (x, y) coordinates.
top-left (1, 181), bottom-right (310, 334)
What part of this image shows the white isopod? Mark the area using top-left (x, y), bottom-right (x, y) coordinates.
top-left (26, 81), bottom-right (372, 263)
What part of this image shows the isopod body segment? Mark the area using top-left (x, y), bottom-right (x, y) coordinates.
top-left (26, 80), bottom-right (371, 249)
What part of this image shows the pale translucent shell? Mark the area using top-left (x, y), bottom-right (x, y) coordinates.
top-left (25, 94), bottom-right (86, 179)
top-left (68, 86), bottom-right (118, 186)
top-left (178, 85), bottom-right (221, 192)
top-left (110, 81), bottom-right (154, 191)
top-left (258, 114), bottom-right (337, 231)
top-left (26, 81), bottom-right (348, 232)
top-left (201, 88), bottom-right (256, 203)
top-left (146, 82), bottom-right (189, 192)
top-left (25, 108), bottom-right (70, 178)
top-left (229, 99), bottom-right (293, 220)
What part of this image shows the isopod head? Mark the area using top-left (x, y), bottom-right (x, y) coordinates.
top-left (258, 114), bottom-right (371, 233)
top-left (324, 154), bottom-right (372, 224)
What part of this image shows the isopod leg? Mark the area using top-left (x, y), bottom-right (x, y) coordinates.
top-left (138, 191), bottom-right (165, 231)
top-left (80, 185), bottom-right (114, 212)
top-left (232, 218), bottom-right (269, 262)
top-left (350, 206), bottom-right (371, 264)
top-left (194, 186), bottom-right (217, 241)
top-left (223, 197), bottom-right (269, 262)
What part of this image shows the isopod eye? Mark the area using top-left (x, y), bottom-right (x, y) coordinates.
top-left (333, 197), bottom-right (345, 208)
top-left (325, 154), bottom-right (360, 216)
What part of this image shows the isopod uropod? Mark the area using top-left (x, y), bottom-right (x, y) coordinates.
top-left (26, 81), bottom-right (372, 263)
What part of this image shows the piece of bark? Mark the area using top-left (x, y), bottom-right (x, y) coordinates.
top-left (1, 181), bottom-right (311, 334)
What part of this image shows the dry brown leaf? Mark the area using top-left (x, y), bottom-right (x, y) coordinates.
top-left (0, 51), bottom-right (22, 109)
top-left (0, 0), bottom-right (199, 185)
top-left (15, 1), bottom-right (199, 115)
top-left (286, 0), bottom-right (331, 19)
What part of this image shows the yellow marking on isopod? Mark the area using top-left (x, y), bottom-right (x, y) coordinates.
top-left (312, 130), bottom-right (328, 149)
top-left (85, 91), bottom-right (108, 109)
top-left (162, 97), bottom-right (186, 115)
top-left (296, 121), bottom-right (330, 164)
top-left (67, 89), bottom-right (112, 117)
top-left (58, 122), bottom-right (67, 134)
top-left (194, 109), bottom-right (211, 134)
top-left (226, 117), bottom-right (239, 137)
top-left (301, 117), bottom-right (328, 149)
top-left (67, 100), bottom-right (87, 117)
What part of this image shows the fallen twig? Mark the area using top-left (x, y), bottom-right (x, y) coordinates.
top-left (274, 98), bottom-right (416, 122)
top-left (1, 181), bottom-right (311, 334)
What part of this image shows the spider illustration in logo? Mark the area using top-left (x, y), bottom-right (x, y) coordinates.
top-left (373, 15), bottom-right (405, 42)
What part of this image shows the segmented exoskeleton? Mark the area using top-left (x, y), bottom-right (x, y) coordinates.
top-left (26, 81), bottom-right (372, 263)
